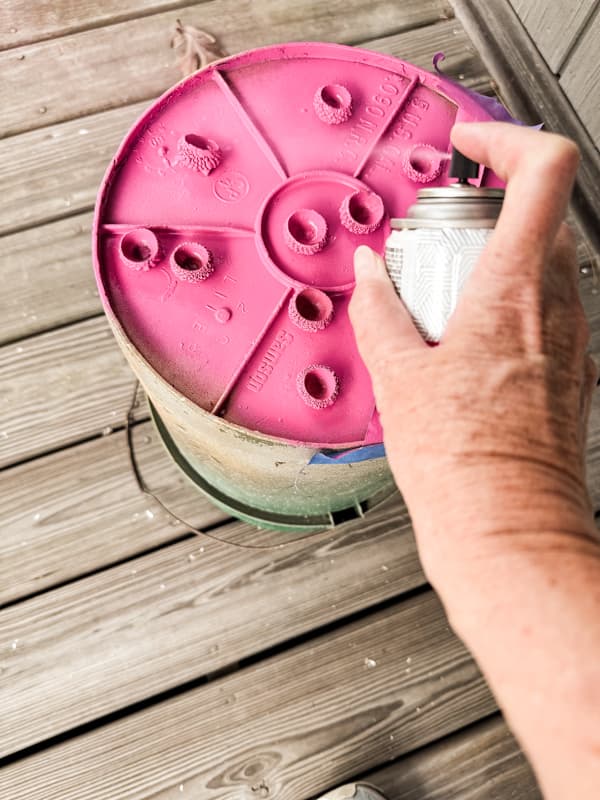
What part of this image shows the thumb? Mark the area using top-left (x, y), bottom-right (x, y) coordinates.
top-left (349, 245), bottom-right (427, 377)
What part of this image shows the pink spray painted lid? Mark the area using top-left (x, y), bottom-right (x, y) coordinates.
top-left (93, 42), bottom-right (502, 449)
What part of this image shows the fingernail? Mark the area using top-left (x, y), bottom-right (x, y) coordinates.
top-left (354, 245), bottom-right (376, 280)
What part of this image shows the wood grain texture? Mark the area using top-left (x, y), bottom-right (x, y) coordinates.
top-left (0, 317), bottom-right (141, 468)
top-left (0, 0), bottom-right (452, 137)
top-left (510, 0), bottom-right (598, 72)
top-left (560, 7), bottom-right (600, 147)
top-left (581, 279), bottom-right (600, 463)
top-left (449, 0), bottom-right (600, 255)
top-left (0, 212), bottom-right (99, 344)
top-left (0, 493), bottom-right (420, 755)
top-left (2, 368), bottom-right (598, 609)
top-left (0, 592), bottom-right (496, 798)
top-left (0, 420), bottom-right (229, 605)
top-left (369, 714), bottom-right (540, 798)
top-left (0, 102), bottom-right (145, 237)
top-left (0, 0), bottom-right (209, 49)
top-left (348, 18), bottom-right (493, 95)
top-left (0, 19), bottom-right (485, 241)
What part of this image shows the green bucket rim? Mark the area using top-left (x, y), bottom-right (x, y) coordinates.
top-left (149, 402), bottom-right (393, 533)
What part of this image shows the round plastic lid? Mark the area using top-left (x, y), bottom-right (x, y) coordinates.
top-left (93, 42), bottom-right (502, 449)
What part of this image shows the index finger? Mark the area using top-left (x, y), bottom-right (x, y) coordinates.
top-left (451, 122), bottom-right (580, 275)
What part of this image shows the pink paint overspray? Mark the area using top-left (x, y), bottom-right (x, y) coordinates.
top-left (93, 42), bottom-right (504, 531)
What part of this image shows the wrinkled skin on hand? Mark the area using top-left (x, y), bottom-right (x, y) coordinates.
top-left (350, 123), bottom-right (597, 580)
top-left (349, 123), bottom-right (600, 800)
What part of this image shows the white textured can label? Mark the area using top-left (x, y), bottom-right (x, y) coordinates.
top-left (385, 227), bottom-right (492, 342)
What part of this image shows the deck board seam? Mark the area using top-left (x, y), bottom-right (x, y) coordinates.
top-left (449, 0), bottom-right (600, 253)
top-left (0, 530), bottom-right (197, 612)
top-left (0, 585), bottom-right (432, 769)
top-left (0, 310), bottom-right (103, 350)
top-left (556, 0), bottom-right (600, 74)
top-left (0, 14), bottom-right (458, 147)
top-left (0, 0), bottom-right (213, 53)
top-left (0, 412), bottom-right (147, 474)
top-left (0, 203), bottom-right (96, 241)
top-left (337, 707), bottom-right (503, 798)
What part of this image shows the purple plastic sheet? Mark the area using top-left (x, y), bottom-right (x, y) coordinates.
top-left (433, 52), bottom-right (543, 128)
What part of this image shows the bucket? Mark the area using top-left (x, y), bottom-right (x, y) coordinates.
top-left (93, 42), bottom-right (502, 531)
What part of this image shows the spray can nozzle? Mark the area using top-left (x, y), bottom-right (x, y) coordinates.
top-left (449, 147), bottom-right (479, 184)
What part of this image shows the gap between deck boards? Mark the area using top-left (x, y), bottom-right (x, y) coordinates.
top-left (0, 590), bottom-right (498, 799)
top-left (0, 0), bottom-right (453, 138)
top-left (0, 16), bottom-right (488, 245)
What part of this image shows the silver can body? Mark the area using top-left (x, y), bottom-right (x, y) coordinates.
top-left (385, 226), bottom-right (493, 342)
top-left (385, 186), bottom-right (504, 342)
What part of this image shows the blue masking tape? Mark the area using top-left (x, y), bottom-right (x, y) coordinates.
top-left (309, 443), bottom-right (386, 465)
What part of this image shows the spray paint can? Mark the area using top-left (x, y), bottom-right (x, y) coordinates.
top-left (385, 149), bottom-right (505, 342)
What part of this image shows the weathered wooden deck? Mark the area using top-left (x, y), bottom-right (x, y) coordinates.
top-left (1, 2), bottom-right (598, 798)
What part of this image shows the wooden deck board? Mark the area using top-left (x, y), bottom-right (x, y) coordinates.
top-left (368, 714), bottom-right (540, 799)
top-left (509, 0), bottom-right (598, 73)
top-left (0, 593), bottom-right (496, 799)
top-left (0, 493), bottom-right (417, 756)
top-left (0, 0), bottom-right (451, 138)
top-left (0, 0), bottom-right (210, 49)
top-left (0, 103), bottom-right (145, 238)
top-left (0, 212), bottom-right (99, 345)
top-left (0, 316), bottom-right (142, 469)
top-left (0, 420), bottom-right (229, 605)
top-left (560, 7), bottom-right (600, 148)
top-left (450, 0), bottom-right (600, 254)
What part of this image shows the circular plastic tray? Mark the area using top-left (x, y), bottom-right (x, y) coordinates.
top-left (94, 42), bottom-right (502, 449)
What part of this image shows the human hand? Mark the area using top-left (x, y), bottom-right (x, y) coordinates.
top-left (349, 122), bottom-right (598, 583)
top-left (350, 121), bottom-right (600, 800)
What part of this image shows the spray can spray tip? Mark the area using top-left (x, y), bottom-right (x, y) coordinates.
top-left (449, 147), bottom-right (479, 185)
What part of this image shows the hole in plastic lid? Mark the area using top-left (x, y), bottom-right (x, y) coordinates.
top-left (340, 191), bottom-right (385, 235)
top-left (321, 84), bottom-right (349, 109)
top-left (349, 192), bottom-right (383, 226)
top-left (404, 144), bottom-right (443, 183)
top-left (410, 151), bottom-right (432, 174)
top-left (297, 365), bottom-right (339, 408)
top-left (183, 134), bottom-right (211, 150)
top-left (305, 372), bottom-right (328, 398)
top-left (177, 135), bottom-right (222, 175)
top-left (119, 229), bottom-right (160, 269)
top-left (314, 84), bottom-right (352, 124)
top-left (176, 252), bottom-right (201, 271)
top-left (170, 243), bottom-right (214, 282)
top-left (285, 209), bottom-right (328, 255)
top-left (289, 288), bottom-right (333, 331)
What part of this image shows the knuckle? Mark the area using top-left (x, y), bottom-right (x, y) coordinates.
top-left (545, 134), bottom-right (580, 172)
